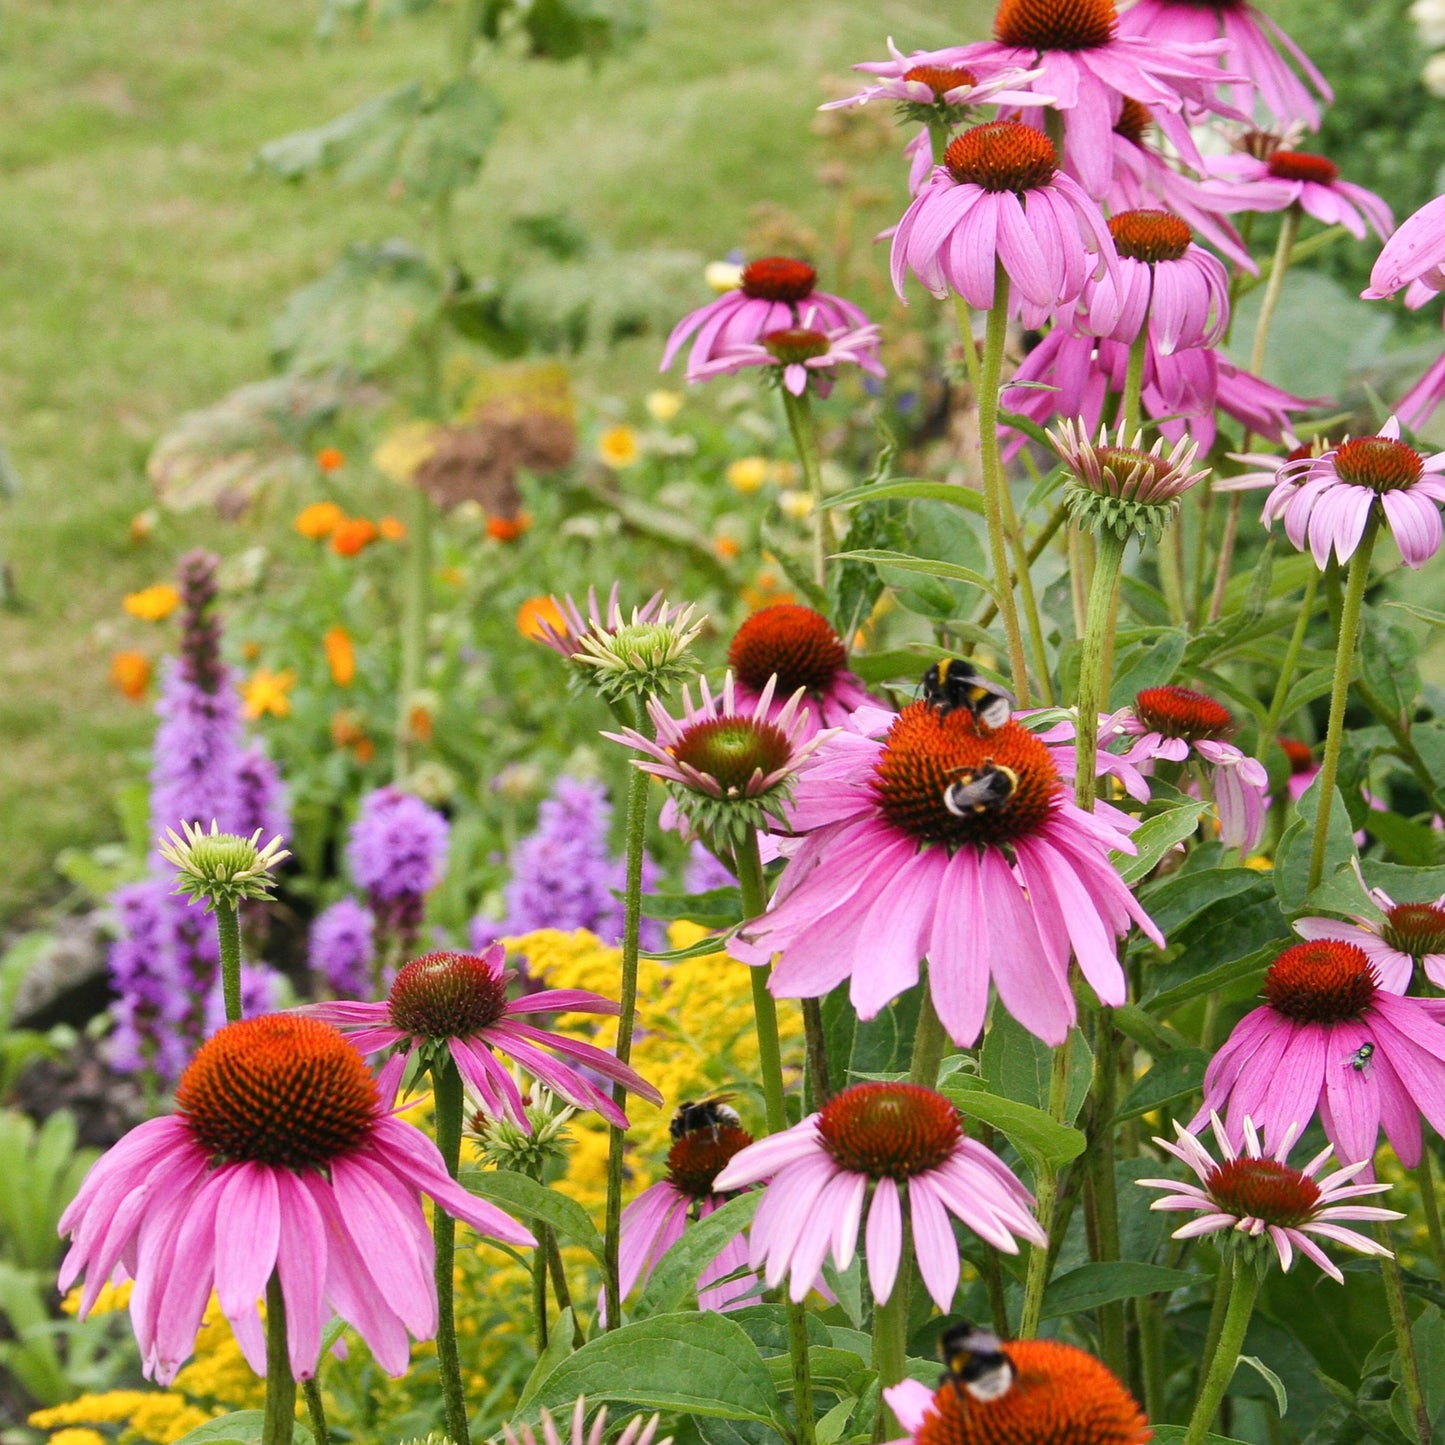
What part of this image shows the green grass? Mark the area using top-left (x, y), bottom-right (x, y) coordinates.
top-left (0, 0), bottom-right (992, 923)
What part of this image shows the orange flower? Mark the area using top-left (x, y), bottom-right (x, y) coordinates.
top-left (516, 595), bottom-right (567, 642)
top-left (378, 515), bottom-right (407, 542)
top-left (122, 584), bottom-right (180, 622)
top-left (241, 667), bottom-right (296, 720)
top-left (241, 640), bottom-right (262, 662)
top-left (713, 535), bottom-right (742, 561)
top-left (407, 700), bottom-right (434, 745)
top-left (324, 626), bottom-right (355, 687)
top-left (129, 510), bottom-right (157, 544)
top-left (110, 651), bottom-right (152, 701)
top-left (316, 447), bottom-right (346, 472)
top-left (486, 512), bottom-right (532, 543)
top-left (330, 710), bottom-right (375, 764)
top-left (295, 502), bottom-right (345, 540)
top-left (331, 518), bottom-right (379, 557)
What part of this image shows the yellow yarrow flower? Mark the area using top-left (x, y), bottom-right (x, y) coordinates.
top-left (725, 457), bottom-right (769, 495)
top-left (128, 1396), bottom-right (215, 1444)
top-left (31, 1392), bottom-right (160, 1428)
top-left (596, 425), bottom-right (641, 470)
top-left (241, 667), bottom-right (296, 720)
top-left (123, 584), bottom-right (181, 622)
top-left (645, 390), bottom-right (684, 424)
top-left (46, 1430), bottom-right (108, 1445)
top-left (778, 489), bottom-right (814, 520)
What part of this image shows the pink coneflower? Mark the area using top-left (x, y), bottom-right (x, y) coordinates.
top-left (948, 0), bottom-right (1239, 198)
top-left (1114, 686), bottom-right (1268, 852)
top-left (57, 1015), bottom-right (535, 1383)
top-left (1365, 193), bottom-right (1445, 304)
top-left (1202, 146), bottom-right (1393, 241)
top-left (301, 947), bottom-right (662, 1131)
top-left (1197, 938), bottom-right (1445, 1166)
top-left (504, 1398), bottom-right (668, 1445)
top-left (616, 1112), bottom-right (758, 1314)
top-left (1029, 707), bottom-right (1155, 803)
top-left (661, 258), bottom-right (871, 383)
top-left (1212, 439), bottom-right (1321, 494)
top-left (1279, 735), bottom-right (1319, 802)
top-left (1080, 209), bottom-right (1230, 353)
top-left (531, 583), bottom-right (676, 661)
top-left (729, 702), bottom-right (1163, 1046)
top-left (1294, 865), bottom-right (1445, 992)
top-left (1262, 416), bottom-right (1445, 569)
top-left (713, 1082), bottom-right (1044, 1308)
top-left (1118, 0), bottom-right (1332, 130)
top-left (1140, 1114), bottom-right (1399, 1281)
top-left (727, 604), bottom-right (877, 740)
top-left (890, 120), bottom-right (1117, 328)
top-left (688, 316), bottom-right (885, 397)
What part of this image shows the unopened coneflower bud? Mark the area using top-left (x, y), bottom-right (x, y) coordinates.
top-left (572, 602), bottom-right (705, 703)
top-left (158, 820), bottom-right (289, 912)
top-left (469, 1074), bottom-right (577, 1177)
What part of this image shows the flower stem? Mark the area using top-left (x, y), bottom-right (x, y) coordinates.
top-left (302, 1381), bottom-right (330, 1445)
top-left (1262, 566), bottom-right (1320, 743)
top-left (1199, 1255), bottom-right (1233, 1383)
top-left (1018, 1032), bottom-right (1073, 1338)
top-left (1117, 326), bottom-right (1148, 442)
top-left (216, 902), bottom-right (243, 1025)
top-left (908, 989), bottom-right (949, 1087)
top-left (1084, 1007), bottom-right (1125, 1379)
top-left (1379, 1222), bottom-right (1432, 1445)
top-left (262, 1274), bottom-right (295, 1445)
top-left (603, 740), bottom-right (653, 1332)
top-left (978, 262), bottom-right (1030, 706)
top-left (396, 481), bottom-right (434, 778)
top-left (782, 388), bottom-right (829, 592)
top-left (1073, 529), bottom-right (1129, 811)
top-left (1183, 1257), bottom-right (1260, 1445)
top-left (871, 1233), bottom-right (911, 1443)
top-left (801, 997), bottom-right (833, 1107)
top-left (1416, 1146), bottom-right (1445, 1284)
top-left (1308, 510), bottom-right (1380, 893)
top-left (430, 1053), bottom-right (471, 1445)
top-left (533, 1223), bottom-right (551, 1353)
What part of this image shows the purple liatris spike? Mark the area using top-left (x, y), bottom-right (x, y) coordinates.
top-left (107, 878), bottom-right (188, 1081)
top-left (233, 744), bottom-right (290, 846)
top-left (308, 897), bottom-right (376, 999)
top-left (347, 787), bottom-right (449, 948)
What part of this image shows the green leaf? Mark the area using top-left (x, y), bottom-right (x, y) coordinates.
top-left (818, 480), bottom-right (983, 514)
top-left (515, 1307), bottom-right (578, 1413)
top-left (1109, 628), bottom-right (1187, 708)
top-left (175, 1413), bottom-right (314, 1445)
top-left (1145, 944), bottom-right (1275, 1017)
top-left (461, 1169), bottom-right (603, 1260)
top-left (255, 84), bottom-right (423, 182)
top-left (526, 1311), bottom-right (785, 1428)
top-left (639, 887), bottom-right (743, 929)
top-left (1040, 1262), bottom-right (1193, 1320)
top-left (1149, 1428), bottom-right (1252, 1445)
top-left (1365, 810), bottom-right (1445, 866)
top-left (1384, 600), bottom-right (1445, 629)
top-left (1275, 779), bottom-right (1358, 913)
top-left (1113, 799), bottom-right (1208, 885)
top-left (396, 76), bottom-right (501, 202)
top-left (1115, 1048), bottom-right (1210, 1121)
top-left (848, 648), bottom-right (936, 686)
top-left (979, 1011), bottom-right (1093, 1123)
top-left (1238, 1354), bottom-right (1289, 1417)
top-left (940, 1079), bottom-right (1086, 1169)
top-left (829, 549), bottom-right (997, 599)
top-left (635, 1192), bottom-right (761, 1318)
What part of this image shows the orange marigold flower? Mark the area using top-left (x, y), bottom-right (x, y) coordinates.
top-left (378, 515), bottom-right (407, 542)
top-left (324, 626), bottom-right (356, 688)
top-left (597, 425), bottom-right (641, 469)
top-left (486, 512), bottom-right (532, 543)
top-left (407, 701), bottom-right (434, 745)
top-left (110, 651), bottom-right (152, 701)
top-left (713, 535), bottom-right (742, 561)
top-left (316, 447), bottom-right (346, 472)
top-left (516, 595), bottom-right (568, 642)
top-left (241, 667), bottom-right (296, 721)
top-left (122, 584), bottom-right (180, 622)
top-left (331, 518), bottom-right (379, 557)
top-left (295, 502), bottom-right (345, 540)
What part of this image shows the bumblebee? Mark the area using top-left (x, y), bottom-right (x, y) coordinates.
top-left (943, 760), bottom-right (1019, 818)
top-left (670, 1096), bottom-right (741, 1141)
top-left (1348, 1042), bottom-right (1375, 1073)
top-left (939, 1323), bottom-right (1016, 1403)
top-left (921, 659), bottom-right (1014, 730)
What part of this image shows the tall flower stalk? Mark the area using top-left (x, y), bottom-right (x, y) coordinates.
top-left (431, 1052), bottom-right (471, 1445)
top-left (780, 388), bottom-right (829, 589)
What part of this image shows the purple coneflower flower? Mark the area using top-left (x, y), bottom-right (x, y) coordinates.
top-left (1197, 938), bottom-right (1445, 1167)
top-left (301, 946), bottom-right (662, 1130)
top-left (661, 258), bottom-right (871, 383)
top-left (1140, 1114), bottom-right (1399, 1281)
top-left (689, 316), bottom-right (885, 397)
top-left (713, 1082), bottom-right (1044, 1308)
top-left (726, 603), bottom-right (877, 740)
top-left (1113, 686), bottom-right (1268, 852)
top-left (617, 1111), bottom-right (757, 1313)
top-left (1118, 0), bottom-right (1331, 131)
top-left (1364, 193), bottom-right (1445, 305)
top-left (1262, 416), bottom-right (1445, 569)
top-left (1203, 146), bottom-right (1393, 241)
top-left (730, 704), bottom-right (1162, 1047)
top-left (531, 584), bottom-right (674, 661)
top-left (504, 1398), bottom-right (668, 1445)
top-left (59, 1015), bottom-right (534, 1383)
top-left (307, 896), bottom-right (376, 998)
top-left (1294, 865), bottom-right (1445, 992)
top-left (891, 120), bottom-right (1117, 328)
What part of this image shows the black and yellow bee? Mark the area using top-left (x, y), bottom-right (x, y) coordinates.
top-left (943, 760), bottom-right (1019, 818)
top-left (670, 1096), bottom-right (741, 1140)
top-left (922, 659), bottom-right (1014, 730)
top-left (939, 1323), bottom-right (1016, 1403)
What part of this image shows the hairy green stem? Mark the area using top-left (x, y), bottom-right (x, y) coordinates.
top-left (1117, 326), bottom-right (1148, 441)
top-left (977, 263), bottom-right (1031, 704)
top-left (263, 1275), bottom-right (296, 1445)
top-left (430, 1054), bottom-right (471, 1445)
top-left (1416, 1147), bottom-right (1445, 1284)
top-left (217, 903), bottom-right (242, 1025)
top-left (603, 745), bottom-right (653, 1331)
top-left (1184, 1258), bottom-right (1260, 1445)
top-left (782, 388), bottom-right (829, 591)
top-left (973, 498), bottom-right (1069, 634)
top-left (871, 1234), bottom-right (911, 1443)
top-left (1074, 529), bottom-right (1129, 810)
top-left (1137, 1295), bottom-right (1166, 1424)
top-left (1086, 1007), bottom-right (1125, 1378)
top-left (1018, 1033), bottom-right (1073, 1338)
top-left (801, 997), bottom-right (832, 1107)
top-left (546, 1231), bottom-right (585, 1349)
top-left (533, 1223), bottom-right (550, 1353)
top-left (301, 1381), bottom-right (330, 1445)
top-left (1309, 511), bottom-right (1380, 892)
top-left (1200, 1254), bottom-right (1233, 1378)
top-left (908, 990), bottom-right (949, 1088)
top-left (1379, 1227), bottom-right (1431, 1445)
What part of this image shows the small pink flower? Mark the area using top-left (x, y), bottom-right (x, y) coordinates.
top-left (1118, 0), bottom-right (1332, 130)
top-left (1262, 415), bottom-right (1445, 569)
top-left (890, 120), bottom-right (1117, 329)
top-left (1139, 1114), bottom-right (1399, 1282)
top-left (1294, 863), bottom-right (1445, 992)
top-left (1197, 938), bottom-right (1445, 1167)
top-left (1202, 147), bottom-right (1393, 241)
top-left (688, 316), bottom-right (885, 397)
top-left (713, 1082), bottom-right (1044, 1308)
top-left (729, 702), bottom-right (1163, 1047)
top-left (57, 1015), bottom-right (535, 1383)
top-left (726, 603), bottom-right (880, 741)
top-left (301, 947), bottom-right (662, 1132)
top-left (661, 258), bottom-right (870, 383)
top-left (1115, 686), bottom-right (1268, 852)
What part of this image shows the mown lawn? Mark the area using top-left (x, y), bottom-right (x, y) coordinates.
top-left (0, 0), bottom-right (989, 922)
